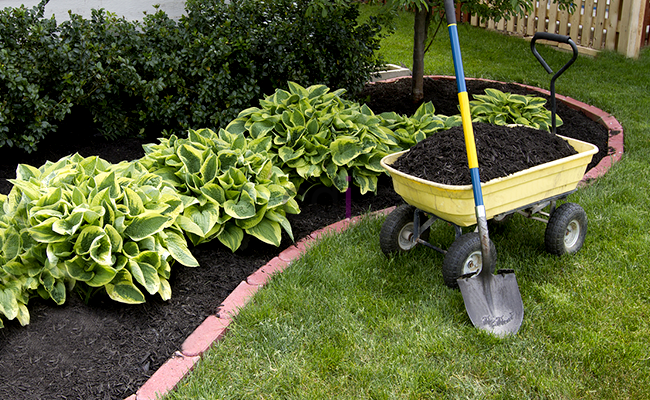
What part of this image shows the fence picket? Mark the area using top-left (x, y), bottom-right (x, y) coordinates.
top-left (465, 0), bottom-right (647, 57)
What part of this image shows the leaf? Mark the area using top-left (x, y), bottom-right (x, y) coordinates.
top-left (1, 228), bottom-right (22, 261)
top-left (250, 120), bottom-right (275, 138)
top-left (16, 303), bottom-right (29, 326)
top-left (352, 171), bottom-right (378, 195)
top-left (225, 118), bottom-right (248, 135)
top-left (265, 209), bottom-right (294, 241)
top-left (123, 187), bottom-right (145, 216)
top-left (330, 136), bottom-right (362, 166)
top-left (86, 264), bottom-right (118, 287)
top-left (52, 211), bottom-right (84, 236)
top-left (128, 259), bottom-right (160, 295)
top-left (105, 270), bottom-right (146, 304)
top-left (0, 289), bottom-right (19, 320)
top-left (178, 144), bottom-right (204, 175)
top-left (124, 213), bottom-right (171, 241)
top-left (89, 232), bottom-right (113, 266)
top-left (200, 153), bottom-right (218, 184)
top-left (95, 171), bottom-right (120, 199)
top-left (278, 146), bottom-right (305, 163)
top-left (28, 217), bottom-right (66, 243)
top-left (287, 81), bottom-right (309, 97)
top-left (65, 256), bottom-right (95, 282)
top-left (217, 223), bottom-right (244, 252)
top-left (200, 183), bottom-right (226, 204)
top-left (235, 204), bottom-right (267, 230)
top-left (123, 241), bottom-right (140, 258)
top-left (223, 190), bottom-right (256, 219)
top-left (74, 226), bottom-right (106, 256)
top-left (246, 218), bottom-right (282, 247)
top-left (15, 164), bottom-right (40, 181)
top-left (42, 271), bottom-right (66, 305)
top-left (158, 278), bottom-right (172, 301)
top-left (104, 224), bottom-right (123, 254)
top-left (165, 230), bottom-right (199, 267)
top-left (182, 203), bottom-right (220, 236)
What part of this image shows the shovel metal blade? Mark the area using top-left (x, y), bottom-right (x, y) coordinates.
top-left (457, 270), bottom-right (524, 336)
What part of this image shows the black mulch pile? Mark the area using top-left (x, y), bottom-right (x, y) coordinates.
top-left (0, 76), bottom-right (610, 400)
top-left (358, 77), bottom-right (611, 172)
top-left (390, 123), bottom-right (578, 185)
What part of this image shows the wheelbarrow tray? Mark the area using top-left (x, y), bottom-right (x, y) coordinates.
top-left (381, 135), bottom-right (598, 227)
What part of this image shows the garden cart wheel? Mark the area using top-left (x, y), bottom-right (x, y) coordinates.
top-left (380, 204), bottom-right (430, 256)
top-left (545, 202), bottom-right (587, 255)
top-left (442, 232), bottom-right (497, 288)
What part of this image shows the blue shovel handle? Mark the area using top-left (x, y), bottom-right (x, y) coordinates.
top-left (443, 0), bottom-right (493, 266)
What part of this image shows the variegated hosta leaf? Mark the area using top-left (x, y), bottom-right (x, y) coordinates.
top-left (163, 230), bottom-right (199, 267)
top-left (217, 223), bottom-right (244, 252)
top-left (105, 270), bottom-right (145, 304)
top-left (246, 218), bottom-right (282, 247)
top-left (223, 190), bottom-right (256, 219)
top-left (124, 213), bottom-right (171, 241)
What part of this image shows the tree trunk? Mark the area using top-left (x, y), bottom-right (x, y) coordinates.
top-left (412, 7), bottom-right (431, 104)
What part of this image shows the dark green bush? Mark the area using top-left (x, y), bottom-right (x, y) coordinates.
top-left (0, 2), bottom-right (70, 152)
top-left (222, 0), bottom-right (384, 96)
top-left (0, 0), bottom-right (384, 153)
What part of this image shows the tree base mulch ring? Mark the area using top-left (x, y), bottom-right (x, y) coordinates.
top-left (357, 76), bottom-right (611, 173)
top-left (0, 77), bottom-right (610, 400)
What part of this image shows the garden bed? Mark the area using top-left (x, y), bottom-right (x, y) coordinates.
top-left (0, 77), bottom-right (611, 400)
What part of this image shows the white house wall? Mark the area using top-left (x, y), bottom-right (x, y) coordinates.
top-left (0, 0), bottom-right (186, 22)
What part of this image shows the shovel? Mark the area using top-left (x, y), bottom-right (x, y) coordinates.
top-left (442, 0), bottom-right (524, 336)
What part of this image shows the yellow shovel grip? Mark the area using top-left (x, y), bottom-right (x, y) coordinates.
top-left (457, 92), bottom-right (478, 169)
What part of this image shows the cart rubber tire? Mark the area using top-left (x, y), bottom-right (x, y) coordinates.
top-left (380, 205), bottom-right (429, 256)
top-left (545, 202), bottom-right (587, 255)
top-left (442, 232), bottom-right (497, 288)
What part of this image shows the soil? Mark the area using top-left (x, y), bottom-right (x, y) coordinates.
top-left (0, 77), bottom-right (609, 400)
top-left (390, 123), bottom-right (578, 185)
top-left (358, 77), bottom-right (610, 172)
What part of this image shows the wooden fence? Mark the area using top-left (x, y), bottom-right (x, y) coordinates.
top-left (461, 0), bottom-right (649, 58)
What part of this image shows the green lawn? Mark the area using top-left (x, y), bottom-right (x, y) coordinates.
top-left (164, 6), bottom-right (650, 399)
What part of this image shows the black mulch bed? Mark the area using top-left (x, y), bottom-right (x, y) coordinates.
top-left (0, 77), bottom-right (609, 400)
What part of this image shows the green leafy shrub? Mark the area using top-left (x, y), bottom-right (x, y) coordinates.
top-left (469, 88), bottom-right (562, 131)
top-left (378, 101), bottom-right (462, 148)
top-left (226, 82), bottom-right (454, 195)
top-left (0, 0), bottom-right (384, 153)
top-left (0, 2), bottom-right (72, 152)
top-left (0, 154), bottom-right (199, 328)
top-left (221, 0), bottom-right (385, 97)
top-left (141, 128), bottom-right (299, 251)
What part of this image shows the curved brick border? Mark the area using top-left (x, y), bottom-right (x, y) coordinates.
top-left (125, 208), bottom-right (396, 400)
top-left (124, 77), bottom-right (623, 400)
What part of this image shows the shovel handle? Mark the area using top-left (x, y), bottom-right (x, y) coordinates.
top-left (443, 0), bottom-right (494, 268)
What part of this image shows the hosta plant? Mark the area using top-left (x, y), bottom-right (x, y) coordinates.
top-left (141, 128), bottom-right (299, 252)
top-left (0, 154), bottom-right (199, 328)
top-left (226, 82), bottom-right (449, 196)
top-left (378, 101), bottom-right (462, 148)
top-left (469, 88), bottom-right (562, 132)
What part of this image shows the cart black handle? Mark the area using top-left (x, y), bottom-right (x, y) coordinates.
top-left (531, 32), bottom-right (578, 75)
top-left (530, 32), bottom-right (579, 135)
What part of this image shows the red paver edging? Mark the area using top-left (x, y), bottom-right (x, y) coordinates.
top-left (130, 209), bottom-right (391, 400)
top-left (128, 78), bottom-right (623, 400)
